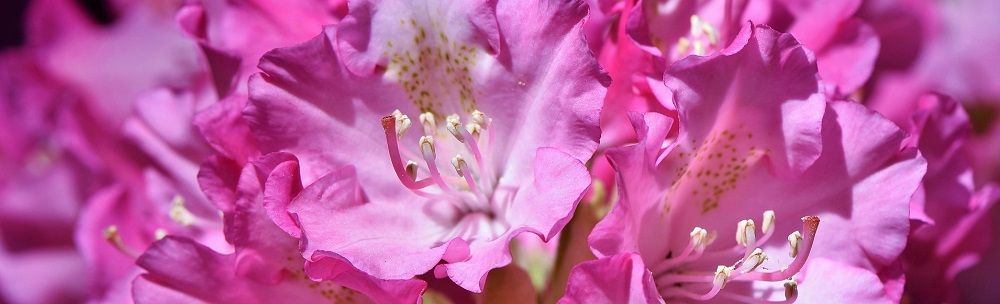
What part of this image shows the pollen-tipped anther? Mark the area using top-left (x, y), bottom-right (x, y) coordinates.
top-left (471, 110), bottom-right (488, 128)
top-left (788, 231), bottom-right (803, 258)
top-left (451, 155), bottom-right (467, 177)
top-left (169, 195), bottom-right (195, 227)
top-left (736, 219), bottom-right (756, 247)
top-left (784, 279), bottom-right (798, 300)
top-left (405, 160), bottom-right (419, 180)
top-left (446, 114), bottom-right (465, 142)
top-left (419, 112), bottom-right (436, 133)
top-left (762, 210), bottom-right (775, 235)
top-left (714, 265), bottom-right (733, 289)
top-left (466, 122), bottom-right (482, 139)
top-left (419, 136), bottom-right (435, 159)
top-left (690, 227), bottom-right (709, 248)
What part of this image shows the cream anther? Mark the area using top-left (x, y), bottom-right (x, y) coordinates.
top-left (788, 231), bottom-right (803, 258)
top-left (784, 280), bottom-right (798, 299)
top-left (446, 114), bottom-right (465, 142)
top-left (714, 265), bottom-right (733, 289)
top-left (155, 228), bottom-right (168, 240)
top-left (419, 136), bottom-right (436, 158)
top-left (169, 195), bottom-right (195, 227)
top-left (452, 155), bottom-right (467, 177)
top-left (736, 219), bottom-right (756, 247)
top-left (466, 122), bottom-right (482, 138)
top-left (103, 225), bottom-right (120, 240)
top-left (103, 225), bottom-right (138, 258)
top-left (419, 112), bottom-right (436, 132)
top-left (743, 248), bottom-right (766, 272)
top-left (762, 210), bottom-right (776, 235)
top-left (690, 227), bottom-right (709, 248)
top-left (471, 110), bottom-right (488, 128)
top-left (405, 160), bottom-right (419, 180)
top-left (396, 116), bottom-right (411, 137)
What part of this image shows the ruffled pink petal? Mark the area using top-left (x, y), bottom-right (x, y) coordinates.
top-left (247, 26), bottom-right (413, 197)
top-left (289, 167), bottom-right (450, 280)
top-left (559, 253), bottom-right (663, 304)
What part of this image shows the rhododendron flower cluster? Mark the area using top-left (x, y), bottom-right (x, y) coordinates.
top-left (1, 0), bottom-right (999, 303)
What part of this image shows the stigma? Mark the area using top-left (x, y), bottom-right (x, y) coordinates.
top-left (652, 211), bottom-right (820, 303)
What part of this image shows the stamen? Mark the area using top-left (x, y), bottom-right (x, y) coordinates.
top-left (736, 219), bottom-right (756, 248)
top-left (452, 155), bottom-right (489, 209)
top-left (659, 265), bottom-right (730, 300)
top-left (734, 216), bottom-right (820, 282)
top-left (155, 228), bottom-right (168, 240)
top-left (451, 155), bottom-right (467, 177)
top-left (465, 122), bottom-right (482, 139)
top-left (784, 280), bottom-right (798, 301)
top-left (787, 231), bottom-right (802, 258)
top-left (169, 195), bottom-right (195, 227)
top-left (381, 116), bottom-right (434, 190)
top-left (419, 136), bottom-right (435, 158)
top-left (653, 227), bottom-right (709, 274)
top-left (392, 109), bottom-right (412, 138)
top-left (103, 225), bottom-right (138, 258)
top-left (405, 160), bottom-right (419, 180)
top-left (736, 248), bottom-right (766, 273)
top-left (420, 136), bottom-right (457, 193)
top-left (454, 117), bottom-right (492, 192)
top-left (714, 265), bottom-right (732, 289)
top-left (471, 110), bottom-right (489, 128)
top-left (446, 114), bottom-right (465, 142)
top-left (761, 210), bottom-right (775, 235)
top-left (419, 112), bottom-right (436, 134)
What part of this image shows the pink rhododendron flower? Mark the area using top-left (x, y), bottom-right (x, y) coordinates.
top-left (902, 94), bottom-right (1000, 303)
top-left (0, 53), bottom-right (93, 304)
top-left (246, 0), bottom-right (606, 291)
top-left (135, 152), bottom-right (425, 303)
top-left (561, 24), bottom-right (925, 303)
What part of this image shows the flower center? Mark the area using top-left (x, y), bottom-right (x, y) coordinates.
top-left (650, 211), bottom-right (820, 303)
top-left (381, 109), bottom-right (511, 242)
top-left (671, 15), bottom-right (720, 60)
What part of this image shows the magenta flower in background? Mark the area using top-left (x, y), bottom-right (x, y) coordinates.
top-left (0, 53), bottom-right (93, 304)
top-left (561, 24), bottom-right (925, 302)
top-left (902, 94), bottom-right (1000, 303)
top-left (246, 0), bottom-right (606, 291)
